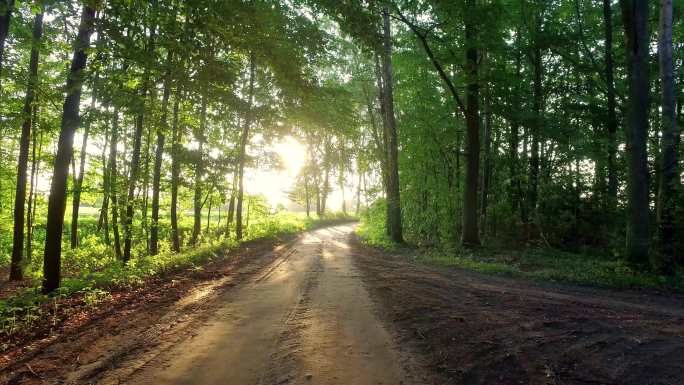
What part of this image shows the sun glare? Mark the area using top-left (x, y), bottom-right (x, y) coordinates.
top-left (246, 136), bottom-right (308, 209)
top-left (274, 136), bottom-right (307, 176)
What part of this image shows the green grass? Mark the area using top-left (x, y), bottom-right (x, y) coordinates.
top-left (356, 212), bottom-right (684, 293)
top-left (418, 246), bottom-right (684, 291)
top-left (0, 211), bottom-right (357, 340)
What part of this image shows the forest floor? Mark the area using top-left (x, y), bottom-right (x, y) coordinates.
top-left (2, 224), bottom-right (684, 385)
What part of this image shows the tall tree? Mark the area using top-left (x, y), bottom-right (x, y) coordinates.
top-left (170, 90), bottom-right (181, 252)
top-left (10, 8), bottom-right (44, 281)
top-left (150, 50), bottom-right (173, 255)
top-left (236, 52), bottom-right (256, 241)
top-left (381, 6), bottom-right (403, 243)
top-left (42, 3), bottom-right (97, 293)
top-left (619, 0), bottom-right (650, 265)
top-left (461, 0), bottom-right (481, 247)
top-left (109, 107), bottom-right (122, 259)
top-left (656, 0), bottom-right (679, 269)
top-left (192, 94), bottom-right (208, 245)
top-left (123, 4), bottom-right (156, 262)
top-left (0, 0), bottom-right (13, 88)
top-left (603, 0), bottom-right (618, 210)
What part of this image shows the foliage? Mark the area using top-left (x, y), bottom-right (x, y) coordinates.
top-left (358, 214), bottom-right (684, 292)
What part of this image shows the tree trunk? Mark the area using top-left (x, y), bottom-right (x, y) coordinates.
top-left (192, 94), bottom-right (207, 245)
top-left (461, 0), bottom-right (481, 247)
top-left (206, 195), bottom-right (212, 234)
top-left (355, 170), bottom-right (362, 215)
top-left (381, 6), bottom-right (403, 243)
top-left (71, 77), bottom-right (97, 249)
top-left (620, 0), bottom-right (651, 265)
top-left (123, 26), bottom-right (156, 262)
top-left (480, 79), bottom-right (492, 238)
top-left (26, 111), bottom-right (41, 264)
top-left (603, 0), bottom-right (619, 210)
top-left (10, 11), bottom-right (43, 280)
top-left (170, 91), bottom-right (181, 252)
top-left (98, 124), bottom-right (109, 232)
top-left (0, 0), bottom-right (14, 90)
top-left (236, 53), bottom-right (256, 240)
top-left (42, 4), bottom-right (96, 293)
top-left (528, 15), bottom-right (543, 222)
top-left (656, 0), bottom-right (679, 269)
top-left (142, 118), bottom-right (152, 254)
top-left (304, 173), bottom-right (311, 217)
top-left (150, 51), bottom-right (172, 255)
top-left (109, 108), bottom-right (122, 259)
top-left (321, 146), bottom-right (330, 214)
top-left (226, 171), bottom-right (237, 233)
top-left (339, 157), bottom-right (346, 214)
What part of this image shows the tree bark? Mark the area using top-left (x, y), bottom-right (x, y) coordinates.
top-left (170, 90), bottom-right (181, 252)
top-left (305, 173), bottom-right (311, 217)
top-left (10, 10), bottom-right (43, 280)
top-left (528, 8), bottom-right (543, 222)
top-left (150, 51), bottom-right (172, 255)
top-left (109, 108), bottom-right (122, 259)
top-left (381, 6), bottom-right (403, 243)
top-left (656, 0), bottom-right (679, 269)
top-left (98, 126), bottom-right (110, 244)
top-left (123, 15), bottom-right (156, 262)
top-left (619, 0), bottom-right (651, 265)
top-left (42, 4), bottom-right (96, 293)
top-left (0, 0), bottom-right (14, 91)
top-left (461, 0), bottom-right (481, 247)
top-left (26, 111), bottom-right (41, 264)
top-left (192, 94), bottom-right (207, 245)
top-left (236, 53), bottom-right (256, 240)
top-left (603, 0), bottom-right (619, 210)
top-left (226, 171), bottom-right (237, 233)
top-left (480, 79), bottom-right (492, 238)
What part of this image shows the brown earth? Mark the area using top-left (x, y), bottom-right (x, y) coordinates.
top-left (2, 224), bottom-right (684, 385)
top-left (351, 237), bottom-right (684, 385)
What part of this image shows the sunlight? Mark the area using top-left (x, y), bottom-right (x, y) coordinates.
top-left (274, 136), bottom-right (307, 177)
top-left (246, 136), bottom-right (307, 209)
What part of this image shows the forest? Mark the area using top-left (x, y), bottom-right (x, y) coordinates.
top-left (0, 0), bottom-right (682, 384)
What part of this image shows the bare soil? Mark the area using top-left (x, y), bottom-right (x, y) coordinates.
top-left (351, 237), bottom-right (684, 385)
top-left (2, 225), bottom-right (683, 385)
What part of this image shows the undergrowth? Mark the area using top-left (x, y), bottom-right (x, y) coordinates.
top-left (356, 206), bottom-right (684, 293)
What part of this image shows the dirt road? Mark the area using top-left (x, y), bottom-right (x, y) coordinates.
top-left (98, 225), bottom-right (427, 385)
top-left (3, 224), bottom-right (684, 385)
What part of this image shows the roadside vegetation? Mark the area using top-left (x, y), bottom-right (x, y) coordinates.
top-left (358, 201), bottom-right (684, 292)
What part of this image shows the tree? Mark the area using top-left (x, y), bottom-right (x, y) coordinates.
top-left (0, 0), bottom-right (14, 88)
top-left (380, 6), bottom-right (403, 243)
top-left (461, 0), bottom-right (481, 247)
top-left (236, 53), bottom-right (256, 241)
top-left (10, 7), bottom-right (44, 280)
top-left (656, 0), bottom-right (679, 269)
top-left (42, 3), bottom-right (97, 293)
top-left (603, 0), bottom-right (618, 210)
top-left (150, 50), bottom-right (173, 255)
top-left (619, 0), bottom-right (650, 266)
top-left (170, 90), bottom-right (181, 252)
